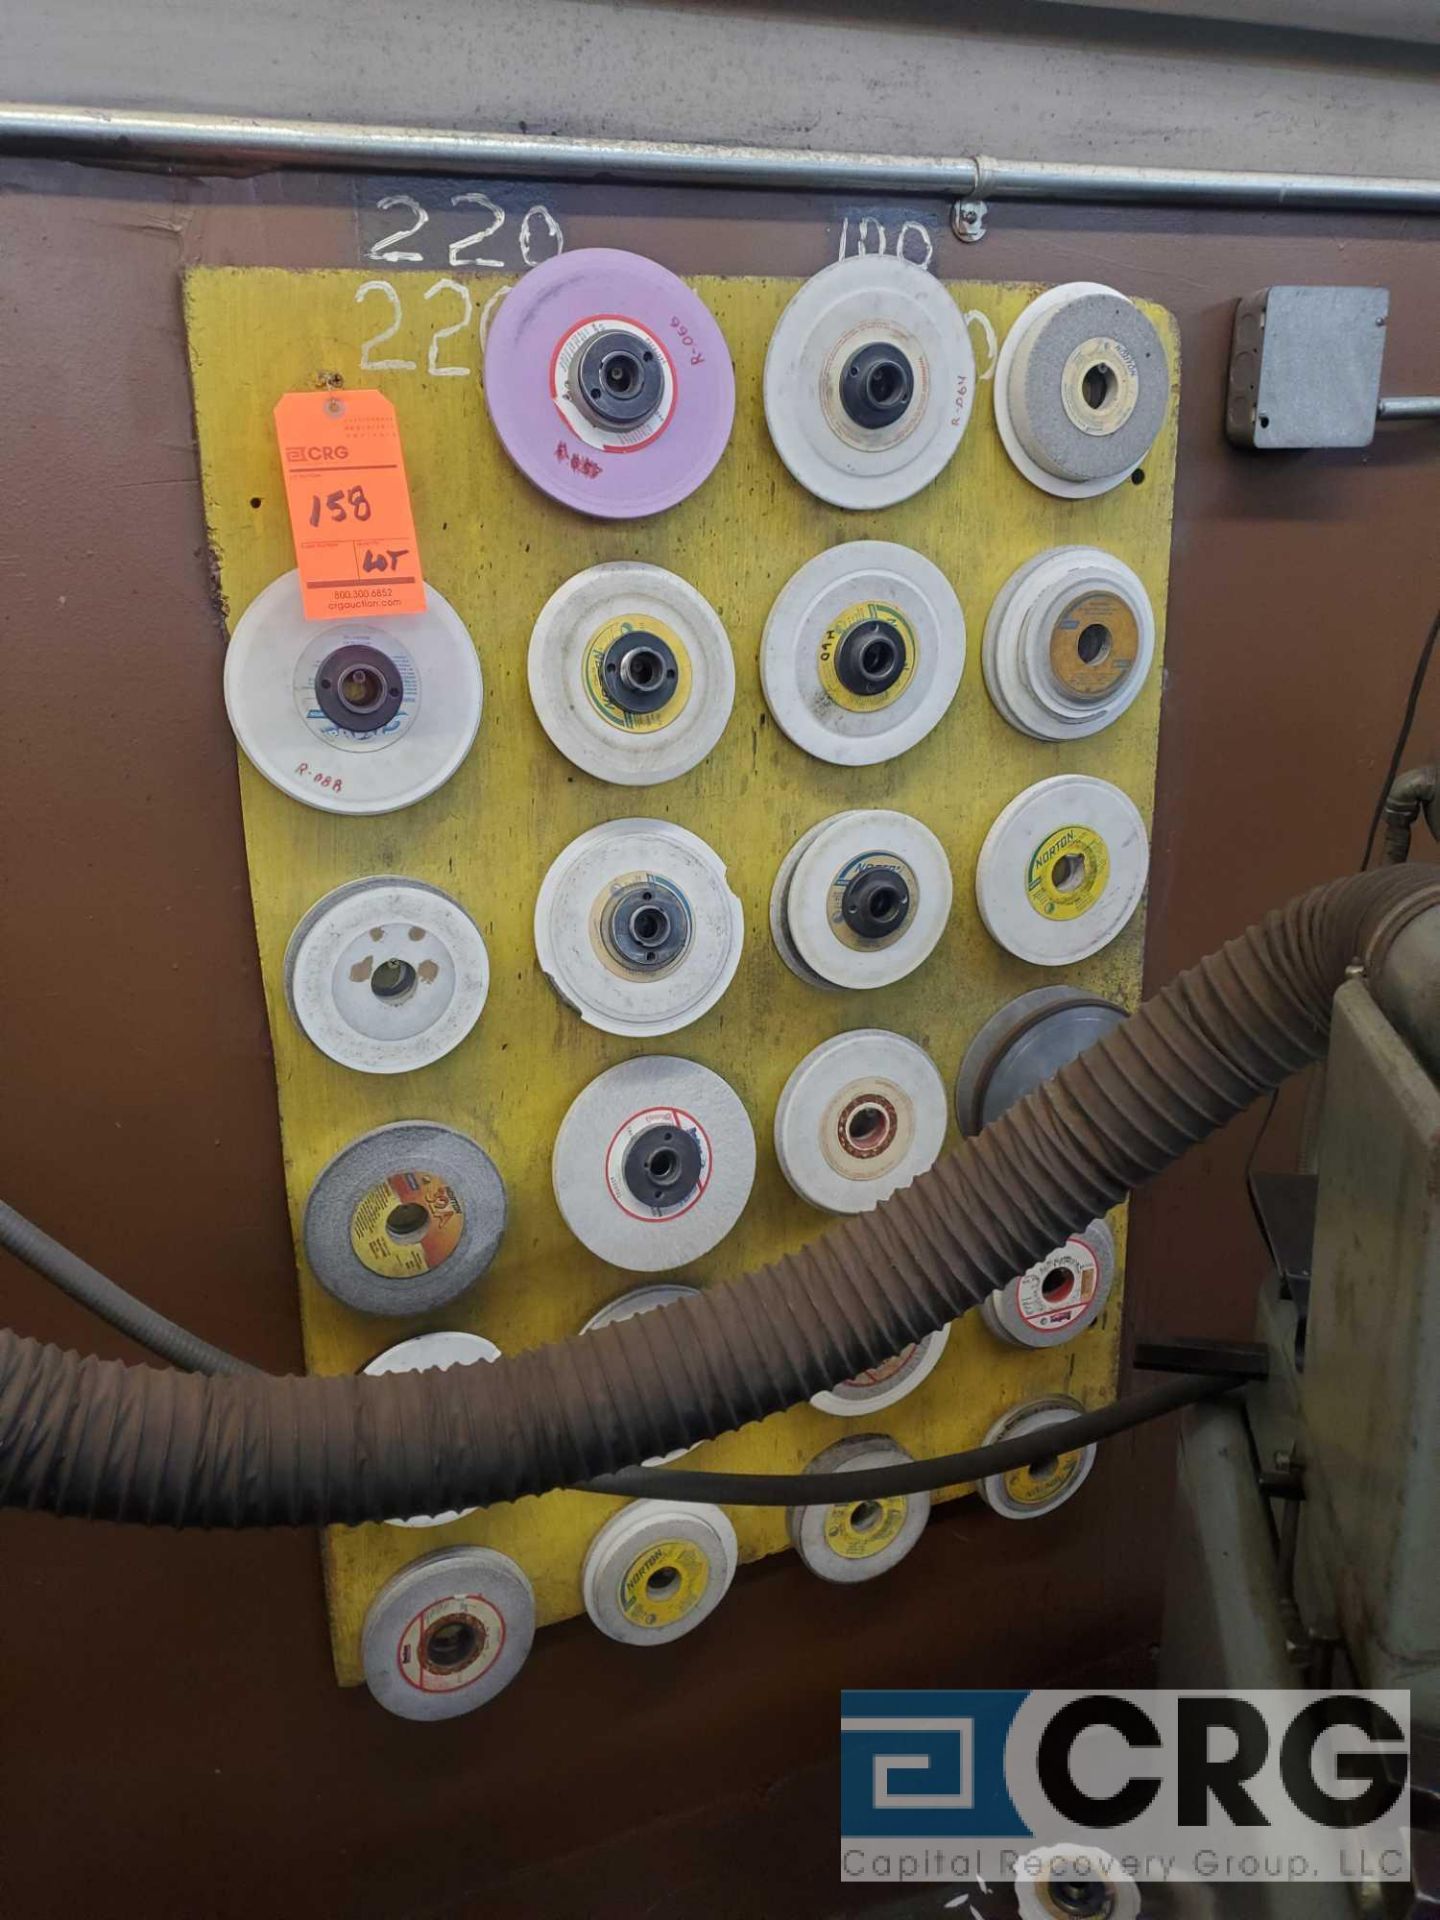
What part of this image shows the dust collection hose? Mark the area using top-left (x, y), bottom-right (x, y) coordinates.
top-left (3, 865), bottom-right (1438, 1528)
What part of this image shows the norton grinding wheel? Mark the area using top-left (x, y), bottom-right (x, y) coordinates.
top-left (581, 1498), bottom-right (738, 1647)
top-left (771, 809), bottom-right (953, 991)
top-left (552, 1056), bottom-right (756, 1271)
top-left (362, 1331), bottom-right (502, 1528)
top-left (224, 570), bottom-right (482, 813)
top-left (361, 1546), bottom-right (535, 1721)
top-left (787, 1435), bottom-right (931, 1583)
top-left (764, 254), bottom-right (975, 509)
top-left (978, 1398), bottom-right (1097, 1521)
top-left (981, 1218), bottom-right (1116, 1350)
top-left (975, 776), bottom-right (1147, 968)
top-left (774, 1029), bottom-right (948, 1216)
top-left (534, 818), bottom-right (743, 1038)
top-left (982, 546), bottom-right (1155, 742)
top-left (760, 541), bottom-right (966, 766)
top-left (304, 1121), bottom-right (507, 1316)
top-left (995, 281), bottom-right (1169, 498)
top-left (284, 876), bottom-right (490, 1075)
top-left (484, 248), bottom-right (735, 519)
top-left (528, 562), bottom-right (735, 785)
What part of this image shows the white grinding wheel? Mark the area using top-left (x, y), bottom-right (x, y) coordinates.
top-left (581, 1499), bottom-right (738, 1646)
top-left (787, 1435), bottom-right (930, 1583)
top-left (995, 282), bottom-right (1169, 499)
top-left (760, 542), bottom-right (966, 766)
top-left (552, 1056), bottom-right (756, 1272)
top-left (361, 1546), bottom-right (534, 1720)
top-left (975, 776), bottom-right (1147, 967)
top-left (534, 819), bottom-right (743, 1038)
top-left (764, 254), bottom-right (976, 509)
top-left (1016, 1843), bottom-right (1142, 1920)
top-left (775, 1029), bottom-right (948, 1215)
top-left (528, 562), bottom-right (735, 785)
top-left (580, 1282), bottom-right (702, 1465)
top-left (284, 876), bottom-right (489, 1074)
top-left (982, 547), bottom-right (1155, 742)
top-left (363, 1331), bottom-right (502, 1527)
top-left (978, 1398), bottom-right (1097, 1521)
top-left (224, 569), bottom-right (482, 814)
top-left (778, 809), bottom-right (953, 991)
top-left (810, 1325), bottom-right (951, 1419)
top-left (981, 1218), bottom-right (1116, 1349)
top-left (768, 819), bottom-right (842, 993)
top-left (579, 1281), bottom-right (702, 1334)
top-left (304, 1122), bottom-right (507, 1316)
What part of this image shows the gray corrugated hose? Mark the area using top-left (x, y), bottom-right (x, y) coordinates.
top-left (2, 865), bottom-right (1437, 1528)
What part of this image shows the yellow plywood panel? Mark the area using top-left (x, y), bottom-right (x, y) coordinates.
top-left (185, 267), bottom-right (1177, 1684)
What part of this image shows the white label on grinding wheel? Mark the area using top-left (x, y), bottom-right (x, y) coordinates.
top-left (396, 1593), bottom-right (505, 1694)
top-left (1016, 1237), bottom-right (1101, 1332)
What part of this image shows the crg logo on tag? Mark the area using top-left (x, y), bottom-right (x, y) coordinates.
top-left (284, 444), bottom-right (351, 462)
top-left (840, 1689), bottom-right (1410, 1886)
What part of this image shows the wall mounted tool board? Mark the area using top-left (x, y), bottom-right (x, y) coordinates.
top-left (185, 266), bottom-right (1178, 1685)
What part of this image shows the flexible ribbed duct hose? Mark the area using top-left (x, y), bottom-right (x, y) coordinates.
top-left (3, 866), bottom-right (1437, 1527)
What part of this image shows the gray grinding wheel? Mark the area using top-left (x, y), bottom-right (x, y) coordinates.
top-left (997, 282), bottom-right (1169, 498)
top-left (955, 986), bottom-right (1127, 1135)
top-left (303, 1121), bottom-right (506, 1316)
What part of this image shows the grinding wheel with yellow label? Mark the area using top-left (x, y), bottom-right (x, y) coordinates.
top-left (760, 541), bottom-right (966, 766)
top-left (975, 776), bottom-right (1147, 967)
top-left (787, 1435), bottom-right (930, 1583)
top-left (581, 1499), bottom-right (738, 1646)
top-left (978, 1398), bottom-right (1098, 1521)
top-left (528, 561), bottom-right (735, 785)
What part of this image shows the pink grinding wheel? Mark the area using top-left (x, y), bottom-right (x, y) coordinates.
top-left (483, 248), bottom-right (735, 520)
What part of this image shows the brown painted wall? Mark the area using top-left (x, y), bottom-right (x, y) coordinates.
top-left (1, 159), bottom-right (1437, 1920)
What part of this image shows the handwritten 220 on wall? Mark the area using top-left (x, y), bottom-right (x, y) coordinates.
top-left (840, 1689), bottom-right (1410, 1885)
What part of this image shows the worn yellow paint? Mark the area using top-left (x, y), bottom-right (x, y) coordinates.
top-left (185, 267), bottom-right (1178, 1685)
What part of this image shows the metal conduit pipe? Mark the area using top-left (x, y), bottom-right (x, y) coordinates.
top-left (1377, 397), bottom-right (1440, 421)
top-left (2, 864), bottom-right (1438, 1529)
top-left (3, 104), bottom-right (1440, 212)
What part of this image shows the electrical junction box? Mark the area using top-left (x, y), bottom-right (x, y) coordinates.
top-left (1226, 284), bottom-right (1389, 449)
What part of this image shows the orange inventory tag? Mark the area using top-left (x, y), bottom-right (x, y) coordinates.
top-left (274, 389), bottom-right (426, 620)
